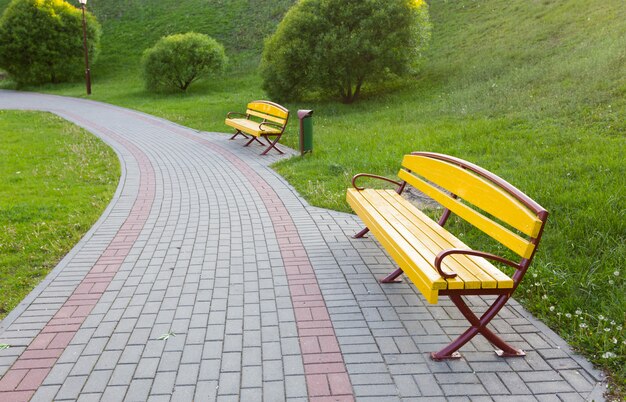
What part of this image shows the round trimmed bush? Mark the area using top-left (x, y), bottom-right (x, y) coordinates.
top-left (0, 0), bottom-right (101, 86)
top-left (261, 0), bottom-right (431, 103)
top-left (142, 32), bottom-right (227, 92)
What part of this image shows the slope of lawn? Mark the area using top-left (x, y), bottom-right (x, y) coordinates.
top-left (0, 111), bottom-right (119, 319)
top-left (0, 0), bottom-right (624, 395)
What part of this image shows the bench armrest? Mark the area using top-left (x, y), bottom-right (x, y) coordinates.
top-left (435, 249), bottom-right (521, 279)
top-left (227, 112), bottom-right (247, 119)
top-left (352, 173), bottom-right (405, 193)
top-left (259, 121), bottom-right (284, 131)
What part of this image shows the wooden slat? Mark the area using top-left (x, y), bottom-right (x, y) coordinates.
top-left (362, 189), bottom-right (477, 290)
top-left (248, 101), bottom-right (289, 118)
top-left (402, 155), bottom-right (543, 238)
top-left (246, 109), bottom-right (287, 125)
top-left (379, 190), bottom-right (514, 288)
top-left (347, 189), bottom-right (446, 304)
top-left (398, 169), bottom-right (535, 259)
top-left (377, 190), bottom-right (495, 288)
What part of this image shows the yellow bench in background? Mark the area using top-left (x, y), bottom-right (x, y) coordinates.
top-left (225, 100), bottom-right (289, 155)
top-left (347, 152), bottom-right (548, 360)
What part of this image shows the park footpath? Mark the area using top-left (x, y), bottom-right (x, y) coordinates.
top-left (0, 90), bottom-right (606, 401)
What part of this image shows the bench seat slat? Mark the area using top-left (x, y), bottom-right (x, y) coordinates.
top-left (224, 118), bottom-right (281, 137)
top-left (363, 189), bottom-right (479, 290)
top-left (379, 190), bottom-right (514, 288)
top-left (347, 189), bottom-right (446, 304)
top-left (369, 189), bottom-right (512, 289)
top-left (377, 190), bottom-right (498, 288)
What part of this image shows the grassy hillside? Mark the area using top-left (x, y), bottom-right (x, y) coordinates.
top-left (0, 0), bottom-right (624, 396)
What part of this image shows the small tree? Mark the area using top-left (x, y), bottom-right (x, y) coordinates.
top-left (261, 0), bottom-right (431, 103)
top-left (142, 33), bottom-right (227, 92)
top-left (0, 0), bottom-right (101, 86)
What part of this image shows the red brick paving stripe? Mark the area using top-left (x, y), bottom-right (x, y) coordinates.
top-left (0, 370), bottom-right (28, 391)
top-left (0, 114), bottom-right (156, 400)
top-left (0, 390), bottom-right (32, 402)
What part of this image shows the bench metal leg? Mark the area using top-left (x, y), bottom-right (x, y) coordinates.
top-left (431, 294), bottom-right (525, 360)
top-left (229, 130), bottom-right (248, 140)
top-left (353, 227), bottom-right (404, 283)
top-left (260, 135), bottom-right (284, 155)
top-left (352, 227), bottom-right (369, 238)
top-left (244, 136), bottom-right (265, 147)
top-left (380, 268), bottom-right (404, 283)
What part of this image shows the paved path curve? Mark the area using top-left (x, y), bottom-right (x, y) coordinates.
top-left (0, 90), bottom-right (605, 401)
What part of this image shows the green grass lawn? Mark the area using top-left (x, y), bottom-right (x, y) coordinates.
top-left (0, 111), bottom-right (119, 319)
top-left (0, 0), bottom-right (624, 395)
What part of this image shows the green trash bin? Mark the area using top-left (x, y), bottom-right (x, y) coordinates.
top-left (297, 109), bottom-right (313, 156)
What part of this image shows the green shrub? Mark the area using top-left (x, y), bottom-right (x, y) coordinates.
top-left (260, 0), bottom-right (431, 103)
top-left (0, 0), bottom-right (101, 86)
top-left (142, 32), bottom-right (227, 92)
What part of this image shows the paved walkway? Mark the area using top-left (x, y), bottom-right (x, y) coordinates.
top-left (0, 90), bottom-right (605, 401)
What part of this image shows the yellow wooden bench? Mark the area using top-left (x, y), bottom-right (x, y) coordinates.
top-left (347, 152), bottom-right (548, 360)
top-left (225, 100), bottom-right (289, 155)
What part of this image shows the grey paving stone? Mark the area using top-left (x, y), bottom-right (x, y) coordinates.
top-left (101, 385), bottom-right (128, 402)
top-left (31, 385), bottom-right (62, 402)
top-left (284, 375), bottom-right (307, 398)
top-left (110, 363), bottom-right (137, 386)
top-left (172, 385), bottom-right (196, 402)
top-left (126, 378), bottom-right (153, 401)
top-left (83, 369), bottom-right (114, 393)
top-left (217, 372), bottom-right (241, 396)
top-left (263, 380), bottom-right (285, 402)
top-left (150, 371), bottom-right (177, 396)
top-left (134, 357), bottom-right (160, 379)
top-left (76, 393), bottom-right (103, 402)
top-left (70, 355), bottom-right (99, 376)
top-left (262, 360), bottom-right (283, 382)
top-left (413, 374), bottom-right (444, 396)
top-left (56, 375), bottom-right (88, 400)
top-left (499, 372), bottom-right (532, 394)
top-left (40, 363), bottom-right (72, 386)
top-left (199, 359), bottom-right (221, 381)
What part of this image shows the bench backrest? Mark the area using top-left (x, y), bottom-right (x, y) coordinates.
top-left (246, 101), bottom-right (289, 126)
top-left (398, 152), bottom-right (548, 262)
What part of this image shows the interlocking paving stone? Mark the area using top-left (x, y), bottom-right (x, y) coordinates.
top-left (0, 91), bottom-right (607, 401)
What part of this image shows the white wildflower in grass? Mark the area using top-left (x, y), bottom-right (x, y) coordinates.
top-left (608, 279), bottom-right (614, 285)
top-left (614, 270), bottom-right (620, 276)
top-left (617, 325), bottom-right (623, 331)
top-left (566, 313), bottom-right (572, 319)
top-left (557, 312), bottom-right (562, 317)
top-left (604, 327), bottom-right (610, 332)
top-left (612, 337), bottom-right (618, 344)
top-left (579, 323), bottom-right (587, 329)
top-left (534, 282), bottom-right (540, 286)
top-left (532, 273), bottom-right (538, 278)
top-left (542, 294), bottom-right (548, 300)
top-left (598, 315), bottom-right (605, 321)
top-left (602, 352), bottom-right (616, 359)
top-left (575, 309), bottom-right (582, 315)
top-left (610, 320), bottom-right (616, 326)
top-left (549, 306), bottom-right (555, 312)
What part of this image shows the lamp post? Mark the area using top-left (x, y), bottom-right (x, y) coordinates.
top-left (78, 0), bottom-right (91, 95)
